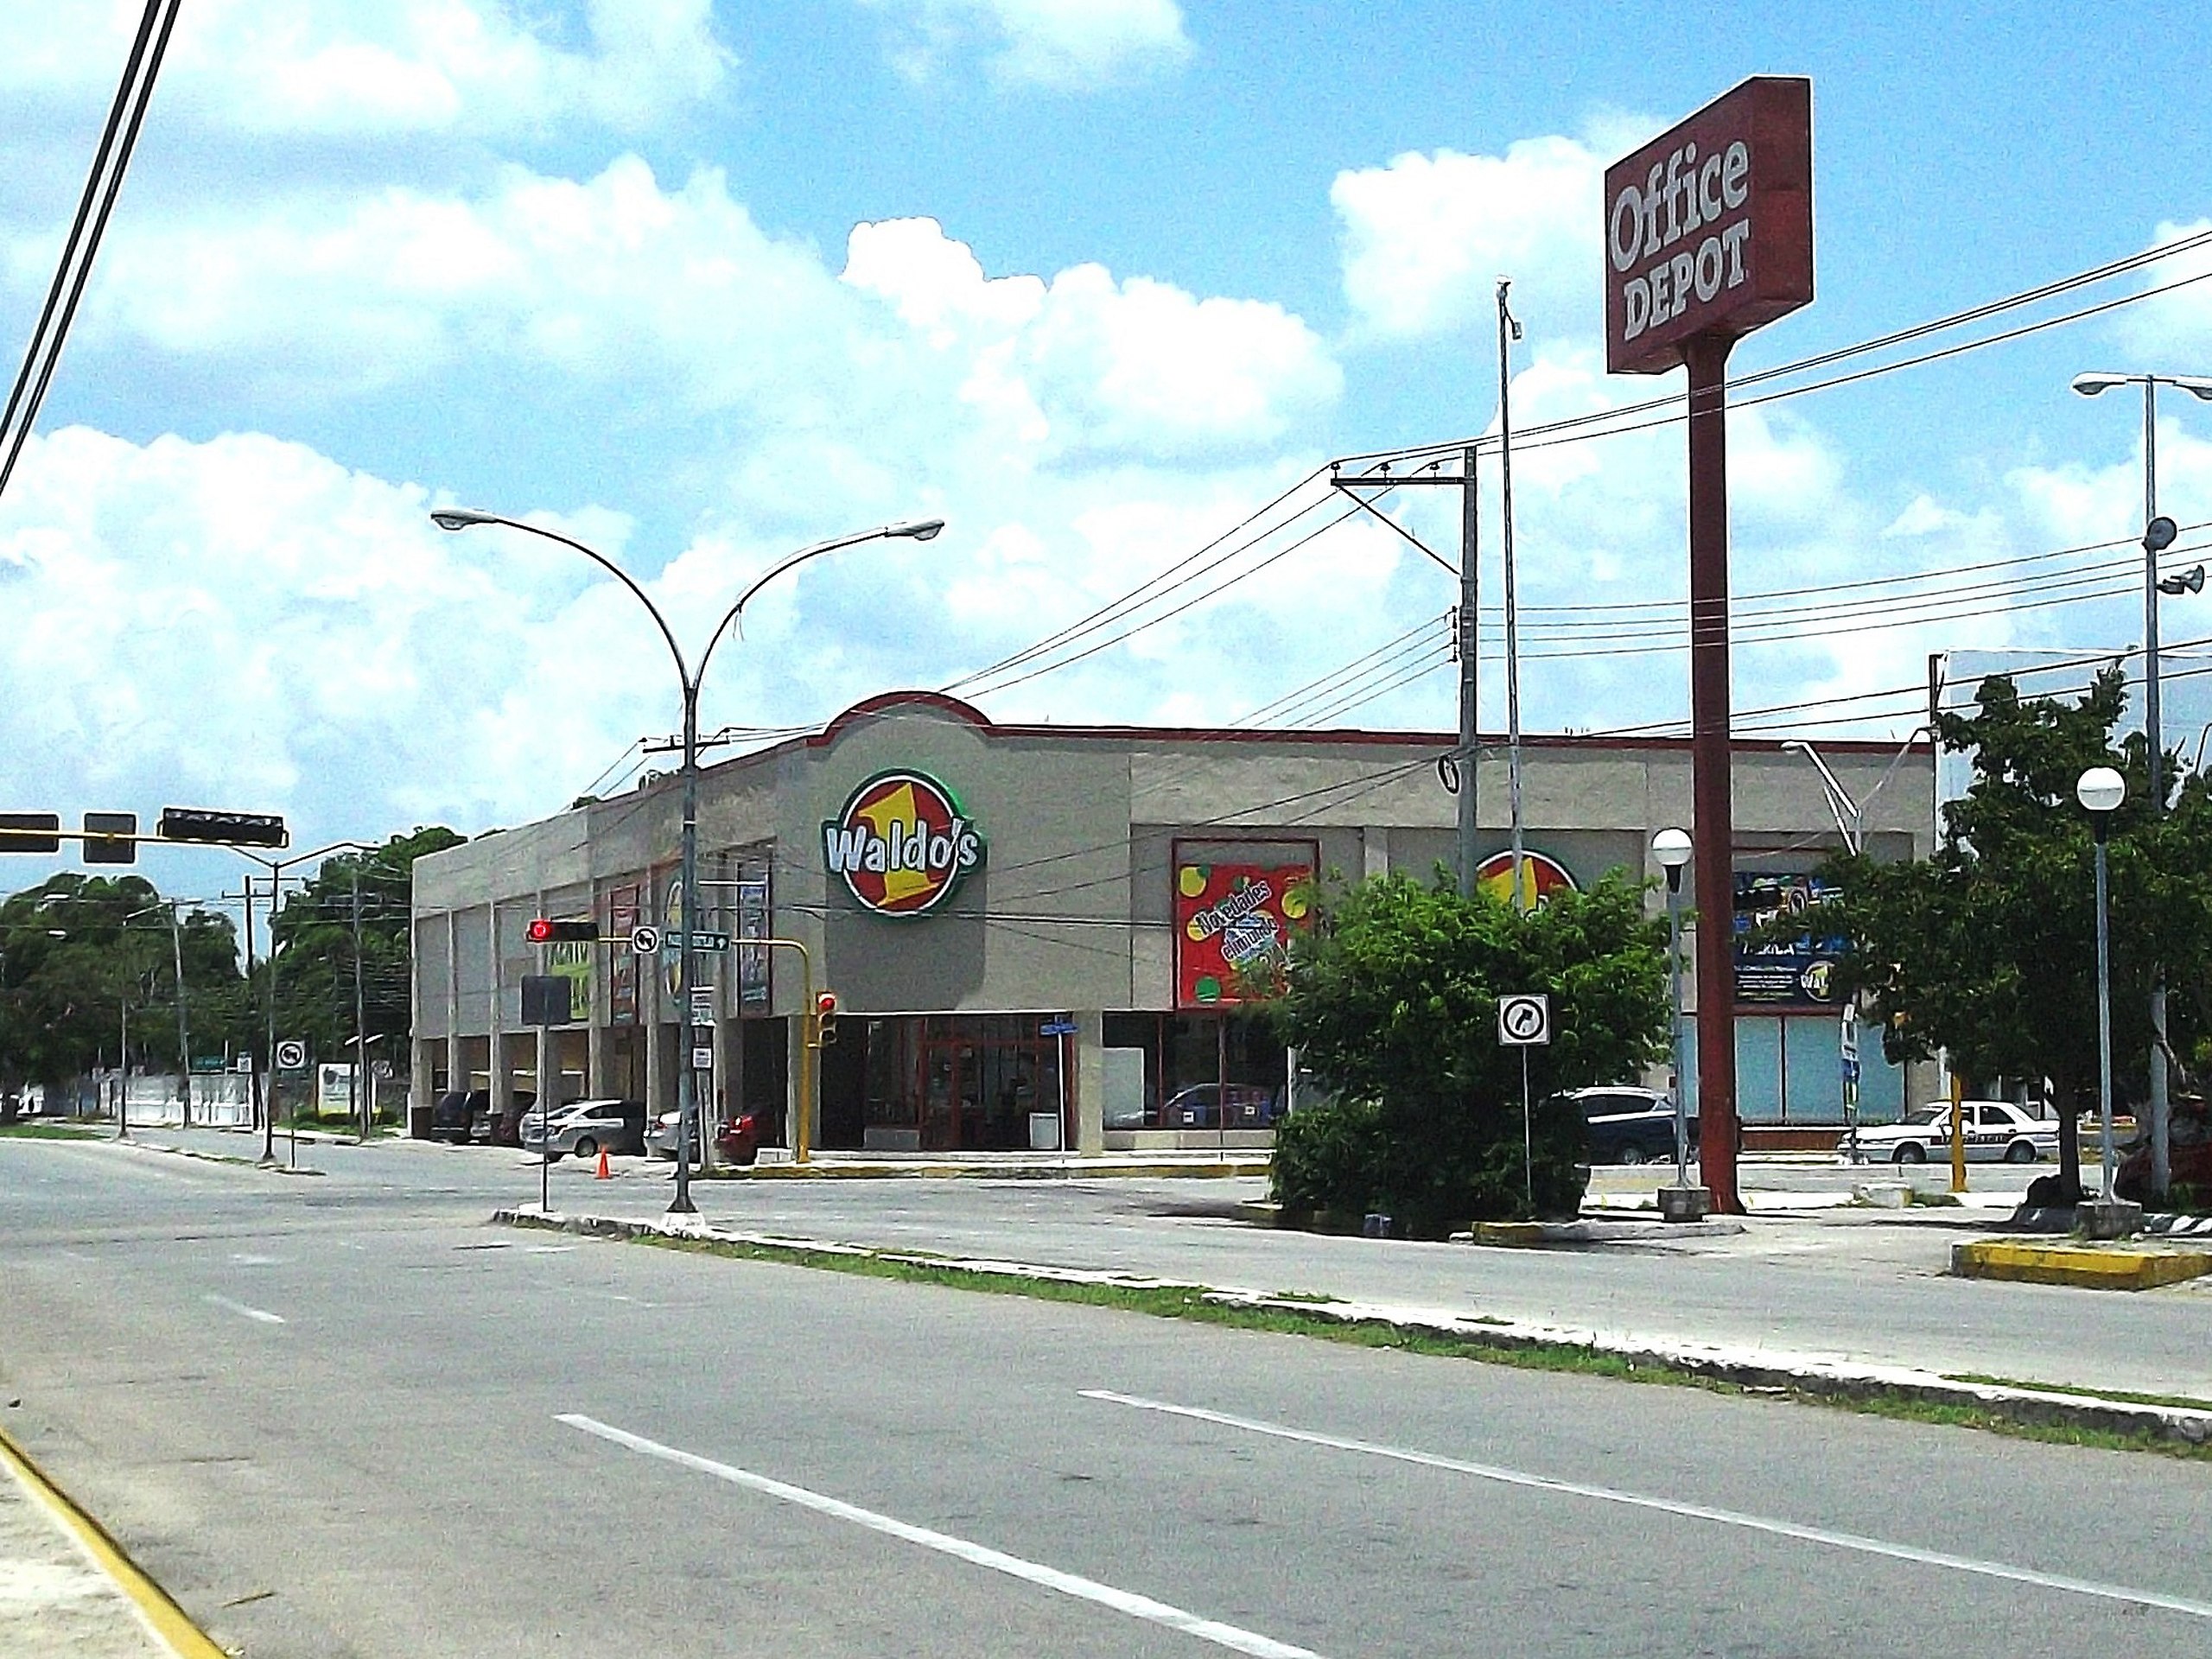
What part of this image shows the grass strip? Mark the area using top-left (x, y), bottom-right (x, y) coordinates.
top-left (0, 1122), bottom-right (105, 1139)
top-left (1942, 1372), bottom-right (2212, 1414)
top-left (600, 1225), bottom-right (2212, 1464)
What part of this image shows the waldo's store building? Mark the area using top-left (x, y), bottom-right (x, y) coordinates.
top-left (409, 691), bottom-right (1936, 1154)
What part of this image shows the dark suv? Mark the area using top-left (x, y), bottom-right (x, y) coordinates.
top-left (1571, 1087), bottom-right (1694, 1166)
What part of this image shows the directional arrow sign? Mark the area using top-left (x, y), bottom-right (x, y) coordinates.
top-left (1497, 994), bottom-right (1551, 1047)
top-left (628, 924), bottom-right (661, 957)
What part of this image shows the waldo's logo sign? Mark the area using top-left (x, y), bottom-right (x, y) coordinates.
top-left (824, 771), bottom-right (984, 917)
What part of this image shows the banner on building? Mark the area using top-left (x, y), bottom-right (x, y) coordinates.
top-left (734, 875), bottom-right (771, 1007)
top-left (608, 882), bottom-right (641, 1025)
top-left (1732, 871), bottom-right (1845, 1007)
top-left (1173, 858), bottom-right (1313, 1007)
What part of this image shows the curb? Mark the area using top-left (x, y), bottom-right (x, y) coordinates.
top-left (493, 1207), bottom-right (2212, 1450)
top-left (1953, 1238), bottom-right (2212, 1291)
top-left (0, 1423), bottom-right (226, 1659)
top-left (111, 1139), bottom-right (325, 1178)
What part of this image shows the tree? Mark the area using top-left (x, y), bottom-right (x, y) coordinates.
top-left (1812, 668), bottom-right (2212, 1202)
top-left (0, 874), bottom-right (247, 1107)
top-left (1264, 869), bottom-right (1670, 1234)
top-left (264, 827), bottom-right (461, 1093)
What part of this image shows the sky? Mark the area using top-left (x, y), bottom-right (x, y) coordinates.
top-left (5, 0), bottom-right (2212, 901)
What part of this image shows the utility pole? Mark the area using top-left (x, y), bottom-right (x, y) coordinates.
top-left (1496, 277), bottom-right (1528, 911)
top-left (167, 899), bottom-right (190, 1130)
top-left (352, 861), bottom-right (368, 1141)
top-left (231, 881), bottom-right (262, 1135)
top-left (1456, 445), bottom-right (1479, 896)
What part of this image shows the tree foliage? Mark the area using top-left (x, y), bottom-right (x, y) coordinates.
top-left (1813, 669), bottom-right (2212, 1199)
top-left (1265, 869), bottom-right (1670, 1234)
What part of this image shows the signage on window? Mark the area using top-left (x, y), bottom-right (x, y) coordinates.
top-left (1733, 872), bottom-right (1845, 1007)
top-left (824, 771), bottom-right (986, 918)
top-left (1173, 860), bottom-right (1312, 1007)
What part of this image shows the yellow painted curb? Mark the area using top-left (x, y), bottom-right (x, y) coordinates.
top-left (0, 1422), bottom-right (226, 1659)
top-left (1474, 1221), bottom-right (1546, 1247)
top-left (1952, 1238), bottom-right (2212, 1292)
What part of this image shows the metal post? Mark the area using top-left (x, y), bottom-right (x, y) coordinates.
top-left (263, 873), bottom-right (281, 1165)
top-left (352, 863), bottom-right (368, 1142)
top-left (1456, 445), bottom-right (1479, 898)
top-left (241, 880), bottom-right (263, 1141)
top-left (2094, 826), bottom-right (2116, 1203)
top-left (2144, 378), bottom-right (2171, 1203)
top-left (1520, 1045), bottom-right (1534, 1212)
top-left (1685, 334), bottom-right (1741, 1214)
top-left (1949, 1068), bottom-right (1967, 1194)
top-left (1667, 870), bottom-right (1687, 1185)
top-left (116, 990), bottom-right (129, 1139)
top-left (1496, 280), bottom-right (1528, 911)
top-left (671, 677), bottom-right (701, 1216)
top-left (168, 901), bottom-right (191, 1130)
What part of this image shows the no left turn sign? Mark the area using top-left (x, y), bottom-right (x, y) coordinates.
top-left (275, 1038), bottom-right (308, 1071)
top-left (629, 924), bottom-right (661, 957)
top-left (1497, 994), bottom-right (1550, 1047)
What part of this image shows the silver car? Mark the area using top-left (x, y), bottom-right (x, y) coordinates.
top-left (521, 1099), bottom-right (635, 1160)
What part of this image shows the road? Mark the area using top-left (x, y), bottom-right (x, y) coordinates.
top-left (4, 1133), bottom-right (2212, 1657)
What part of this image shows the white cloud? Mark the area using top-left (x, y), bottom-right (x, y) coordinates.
top-left (1332, 133), bottom-right (1611, 342)
top-left (861, 0), bottom-right (1192, 89)
top-left (2116, 219), bottom-right (2212, 359)
top-left (0, 0), bottom-right (728, 136)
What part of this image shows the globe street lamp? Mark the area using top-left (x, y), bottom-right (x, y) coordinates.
top-left (2075, 765), bottom-right (2136, 1236)
top-left (2071, 369), bottom-right (2212, 1201)
top-left (1649, 828), bottom-right (1707, 1221)
top-left (434, 510), bottom-right (945, 1214)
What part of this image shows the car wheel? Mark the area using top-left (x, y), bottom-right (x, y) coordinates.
top-left (573, 1136), bottom-right (597, 1160)
top-left (1894, 1143), bottom-right (1926, 1165)
top-left (2005, 1140), bottom-right (2037, 1164)
top-left (1615, 1144), bottom-right (1646, 1166)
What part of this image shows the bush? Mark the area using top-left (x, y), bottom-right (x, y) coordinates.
top-left (1272, 1096), bottom-right (1387, 1216)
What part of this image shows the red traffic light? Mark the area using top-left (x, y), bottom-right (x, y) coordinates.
top-left (528, 918), bottom-right (599, 944)
top-left (816, 990), bottom-right (838, 1017)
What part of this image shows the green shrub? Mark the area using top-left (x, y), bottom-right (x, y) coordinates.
top-left (1272, 1096), bottom-right (1387, 1216)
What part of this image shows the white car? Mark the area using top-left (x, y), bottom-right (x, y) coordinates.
top-left (521, 1099), bottom-right (639, 1160)
top-left (1846, 1100), bottom-right (2058, 1166)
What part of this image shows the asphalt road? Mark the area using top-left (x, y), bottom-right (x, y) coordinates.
top-left (5, 1134), bottom-right (2212, 1657)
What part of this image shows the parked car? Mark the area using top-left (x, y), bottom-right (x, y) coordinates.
top-left (1159, 1083), bottom-right (1281, 1129)
top-left (522, 1098), bottom-right (645, 1160)
top-left (428, 1090), bottom-right (474, 1144)
top-left (1848, 1100), bottom-right (2056, 1165)
top-left (463, 1088), bottom-right (533, 1147)
top-left (715, 1112), bottom-right (761, 1166)
top-left (647, 1109), bottom-right (701, 1160)
top-left (1570, 1086), bottom-right (1694, 1166)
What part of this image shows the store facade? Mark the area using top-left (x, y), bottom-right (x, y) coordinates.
top-left (410, 691), bottom-right (1937, 1152)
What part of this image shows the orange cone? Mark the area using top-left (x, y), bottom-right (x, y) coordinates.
top-left (595, 1147), bottom-right (612, 1180)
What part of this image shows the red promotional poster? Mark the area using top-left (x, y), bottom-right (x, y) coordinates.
top-left (1173, 861), bottom-right (1313, 1007)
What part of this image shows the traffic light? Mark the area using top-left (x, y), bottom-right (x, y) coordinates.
top-left (815, 989), bottom-right (839, 1046)
top-left (158, 807), bottom-right (288, 849)
top-left (526, 918), bottom-right (600, 944)
top-left (0, 812), bottom-right (60, 854)
top-left (82, 811), bottom-right (137, 865)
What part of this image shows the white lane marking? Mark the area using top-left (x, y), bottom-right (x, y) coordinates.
top-left (203, 1294), bottom-right (285, 1325)
top-left (228, 1253), bottom-right (284, 1266)
top-left (558, 1413), bottom-right (1322, 1658)
top-left (1082, 1391), bottom-right (2212, 1623)
top-left (522, 1244), bottom-right (575, 1254)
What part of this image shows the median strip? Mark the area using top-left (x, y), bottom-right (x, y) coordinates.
top-left (493, 1207), bottom-right (2212, 1459)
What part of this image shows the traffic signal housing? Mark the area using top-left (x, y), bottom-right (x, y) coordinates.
top-left (0, 812), bottom-right (61, 854)
top-left (814, 989), bottom-right (838, 1046)
top-left (159, 808), bottom-right (288, 849)
top-left (82, 811), bottom-right (137, 865)
top-left (526, 918), bottom-right (600, 944)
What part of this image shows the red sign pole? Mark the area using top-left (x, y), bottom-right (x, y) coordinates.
top-left (1685, 333), bottom-right (1740, 1215)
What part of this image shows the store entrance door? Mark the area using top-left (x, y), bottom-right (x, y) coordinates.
top-left (914, 1016), bottom-right (1062, 1150)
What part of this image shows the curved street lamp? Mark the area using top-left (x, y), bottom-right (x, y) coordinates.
top-left (2075, 765), bottom-right (2127, 1226)
top-left (433, 509), bottom-right (945, 1213)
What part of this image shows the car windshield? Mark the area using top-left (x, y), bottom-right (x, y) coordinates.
top-left (1901, 1108), bottom-right (1948, 1126)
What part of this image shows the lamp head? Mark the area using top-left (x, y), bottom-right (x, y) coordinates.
top-left (890, 518), bottom-right (944, 542)
top-left (1651, 827), bottom-right (1693, 871)
top-left (2070, 372), bottom-right (2133, 397)
top-left (430, 508), bottom-right (500, 532)
top-left (2172, 375), bottom-right (2212, 403)
top-left (2075, 766), bottom-right (2126, 816)
top-left (2145, 515), bottom-right (2179, 554)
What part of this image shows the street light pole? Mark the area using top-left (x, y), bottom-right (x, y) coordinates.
top-left (2075, 765), bottom-right (2135, 1236)
top-left (1649, 828), bottom-right (1707, 1222)
top-left (433, 509), bottom-right (944, 1213)
top-left (2072, 369), bottom-right (2212, 1202)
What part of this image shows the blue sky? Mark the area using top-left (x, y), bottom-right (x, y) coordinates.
top-left (4, 0), bottom-right (2212, 900)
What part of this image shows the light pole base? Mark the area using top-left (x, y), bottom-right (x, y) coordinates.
top-left (1658, 1184), bottom-right (1713, 1223)
top-left (665, 1194), bottom-right (698, 1216)
top-left (2075, 1198), bottom-right (2143, 1240)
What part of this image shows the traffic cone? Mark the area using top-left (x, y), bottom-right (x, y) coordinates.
top-left (595, 1147), bottom-right (612, 1180)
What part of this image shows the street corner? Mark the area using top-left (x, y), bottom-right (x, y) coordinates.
top-left (0, 1423), bottom-right (226, 1659)
top-left (1951, 1237), bottom-right (2212, 1291)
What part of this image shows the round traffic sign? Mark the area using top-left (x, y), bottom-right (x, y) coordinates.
top-left (275, 1038), bottom-right (308, 1071)
top-left (1497, 994), bottom-right (1550, 1046)
top-left (629, 924), bottom-right (661, 957)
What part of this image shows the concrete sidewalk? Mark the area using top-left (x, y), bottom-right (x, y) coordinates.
top-left (0, 1427), bottom-right (221, 1659)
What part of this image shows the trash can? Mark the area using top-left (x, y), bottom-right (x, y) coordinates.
top-left (1027, 1111), bottom-right (1062, 1152)
top-left (408, 1103), bottom-right (434, 1140)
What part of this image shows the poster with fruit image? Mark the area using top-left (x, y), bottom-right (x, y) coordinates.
top-left (1173, 859), bottom-right (1313, 1007)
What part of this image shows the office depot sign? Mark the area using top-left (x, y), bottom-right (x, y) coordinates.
top-left (1604, 76), bottom-right (1813, 375)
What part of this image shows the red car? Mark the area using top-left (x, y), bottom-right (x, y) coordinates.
top-left (715, 1112), bottom-right (760, 1166)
